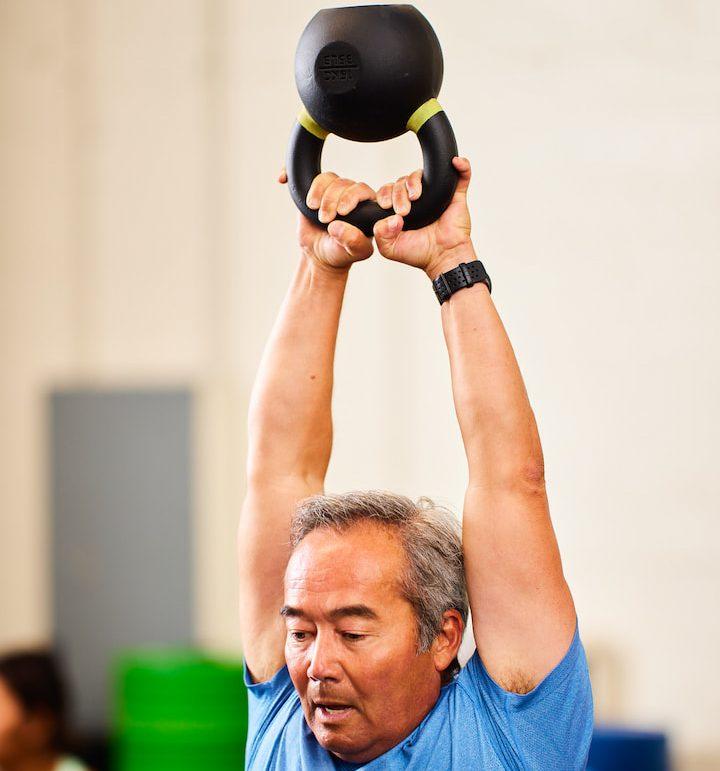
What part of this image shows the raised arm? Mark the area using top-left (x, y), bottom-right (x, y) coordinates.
top-left (239, 171), bottom-right (377, 682)
top-left (373, 158), bottom-right (576, 693)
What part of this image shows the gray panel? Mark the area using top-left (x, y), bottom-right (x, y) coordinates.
top-left (50, 389), bottom-right (193, 732)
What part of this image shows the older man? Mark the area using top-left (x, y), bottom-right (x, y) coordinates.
top-left (238, 157), bottom-right (593, 769)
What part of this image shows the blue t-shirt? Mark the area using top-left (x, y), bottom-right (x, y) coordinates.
top-left (244, 623), bottom-right (593, 770)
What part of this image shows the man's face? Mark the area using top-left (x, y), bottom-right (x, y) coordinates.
top-left (283, 522), bottom-right (442, 764)
top-left (0, 677), bottom-right (24, 763)
top-left (0, 676), bottom-right (51, 764)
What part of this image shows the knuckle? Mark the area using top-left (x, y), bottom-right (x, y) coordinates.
top-left (336, 195), bottom-right (353, 213)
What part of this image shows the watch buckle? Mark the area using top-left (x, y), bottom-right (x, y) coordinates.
top-left (458, 262), bottom-right (473, 287)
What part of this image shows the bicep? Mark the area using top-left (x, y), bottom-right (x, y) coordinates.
top-left (463, 480), bottom-right (576, 693)
top-left (237, 474), bottom-right (322, 683)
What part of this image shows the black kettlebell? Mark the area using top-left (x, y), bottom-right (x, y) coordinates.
top-left (286, 4), bottom-right (459, 238)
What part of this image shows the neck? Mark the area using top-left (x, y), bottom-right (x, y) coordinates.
top-left (4, 751), bottom-right (59, 771)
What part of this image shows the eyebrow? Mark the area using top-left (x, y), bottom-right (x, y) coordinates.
top-left (280, 604), bottom-right (380, 621)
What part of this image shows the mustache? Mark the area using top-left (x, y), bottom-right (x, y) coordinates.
top-left (307, 690), bottom-right (357, 709)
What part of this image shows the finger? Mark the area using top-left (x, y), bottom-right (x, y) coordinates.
top-left (377, 183), bottom-right (394, 209)
top-left (336, 182), bottom-right (377, 216)
top-left (327, 219), bottom-right (374, 260)
top-left (406, 169), bottom-right (423, 200)
top-left (278, 166), bottom-right (288, 184)
top-left (372, 213), bottom-right (403, 259)
top-left (318, 177), bottom-right (355, 223)
top-left (306, 172), bottom-right (339, 210)
top-left (451, 156), bottom-right (472, 197)
top-left (392, 176), bottom-right (411, 216)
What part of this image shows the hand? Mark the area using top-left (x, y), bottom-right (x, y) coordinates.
top-left (372, 156), bottom-right (476, 279)
top-left (279, 167), bottom-right (376, 273)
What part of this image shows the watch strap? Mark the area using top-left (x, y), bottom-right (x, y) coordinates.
top-left (432, 260), bottom-right (492, 305)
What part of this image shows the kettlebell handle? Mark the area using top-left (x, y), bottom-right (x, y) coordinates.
top-left (286, 100), bottom-right (459, 238)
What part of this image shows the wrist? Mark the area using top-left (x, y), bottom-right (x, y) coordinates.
top-left (300, 249), bottom-right (351, 282)
top-left (425, 242), bottom-right (478, 281)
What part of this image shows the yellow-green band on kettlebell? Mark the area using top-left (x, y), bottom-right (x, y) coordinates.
top-left (406, 99), bottom-right (444, 133)
top-left (298, 107), bottom-right (330, 140)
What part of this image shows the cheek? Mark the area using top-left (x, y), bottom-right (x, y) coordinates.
top-left (355, 636), bottom-right (420, 699)
top-left (0, 703), bottom-right (22, 736)
top-left (0, 718), bottom-right (22, 758)
top-left (0, 687), bottom-right (24, 757)
top-left (285, 647), bottom-right (309, 693)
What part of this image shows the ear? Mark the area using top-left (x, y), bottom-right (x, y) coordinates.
top-left (431, 609), bottom-right (465, 673)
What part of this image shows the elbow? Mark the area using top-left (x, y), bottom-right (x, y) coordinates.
top-left (468, 453), bottom-right (546, 493)
top-left (522, 455), bottom-right (546, 487)
top-left (504, 460), bottom-right (547, 494)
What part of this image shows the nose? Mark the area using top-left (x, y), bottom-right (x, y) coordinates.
top-left (306, 632), bottom-right (341, 682)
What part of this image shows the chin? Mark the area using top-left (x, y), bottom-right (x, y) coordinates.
top-left (312, 725), bottom-right (369, 761)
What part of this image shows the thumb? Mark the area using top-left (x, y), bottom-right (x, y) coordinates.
top-left (327, 220), bottom-right (373, 260)
top-left (451, 156), bottom-right (472, 199)
top-left (373, 214), bottom-right (403, 257)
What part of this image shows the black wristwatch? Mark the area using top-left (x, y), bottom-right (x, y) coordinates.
top-left (432, 260), bottom-right (492, 305)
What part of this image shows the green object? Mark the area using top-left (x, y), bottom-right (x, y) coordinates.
top-left (113, 648), bottom-right (248, 771)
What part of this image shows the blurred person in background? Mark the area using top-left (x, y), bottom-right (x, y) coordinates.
top-left (0, 651), bottom-right (90, 771)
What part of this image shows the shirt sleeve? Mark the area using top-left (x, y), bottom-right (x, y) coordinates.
top-left (457, 620), bottom-right (594, 771)
top-left (243, 661), bottom-right (298, 765)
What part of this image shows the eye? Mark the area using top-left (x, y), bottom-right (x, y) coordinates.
top-left (342, 632), bottom-right (366, 642)
top-left (289, 631), bottom-right (309, 641)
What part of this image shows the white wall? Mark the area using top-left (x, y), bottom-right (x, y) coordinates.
top-left (1, 1), bottom-right (719, 767)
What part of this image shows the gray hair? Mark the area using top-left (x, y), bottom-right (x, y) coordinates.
top-left (290, 490), bottom-right (468, 678)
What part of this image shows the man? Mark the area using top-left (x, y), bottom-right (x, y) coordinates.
top-left (238, 157), bottom-right (593, 769)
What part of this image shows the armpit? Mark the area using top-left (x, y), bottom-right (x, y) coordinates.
top-left (497, 669), bottom-right (537, 695)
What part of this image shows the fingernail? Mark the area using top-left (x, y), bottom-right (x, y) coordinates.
top-left (328, 221), bottom-right (343, 237)
top-left (388, 215), bottom-right (400, 230)
top-left (307, 197), bottom-right (318, 209)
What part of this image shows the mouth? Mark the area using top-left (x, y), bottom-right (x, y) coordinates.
top-left (313, 702), bottom-right (355, 723)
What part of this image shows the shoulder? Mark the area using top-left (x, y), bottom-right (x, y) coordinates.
top-left (455, 624), bottom-right (594, 768)
top-left (459, 621), bottom-right (591, 704)
top-left (244, 660), bottom-right (305, 767)
top-left (55, 758), bottom-right (91, 771)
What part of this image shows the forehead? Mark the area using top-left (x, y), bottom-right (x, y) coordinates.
top-left (285, 523), bottom-right (405, 604)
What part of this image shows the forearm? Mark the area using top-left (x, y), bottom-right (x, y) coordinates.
top-left (246, 252), bottom-right (349, 483)
top-left (431, 248), bottom-right (543, 487)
